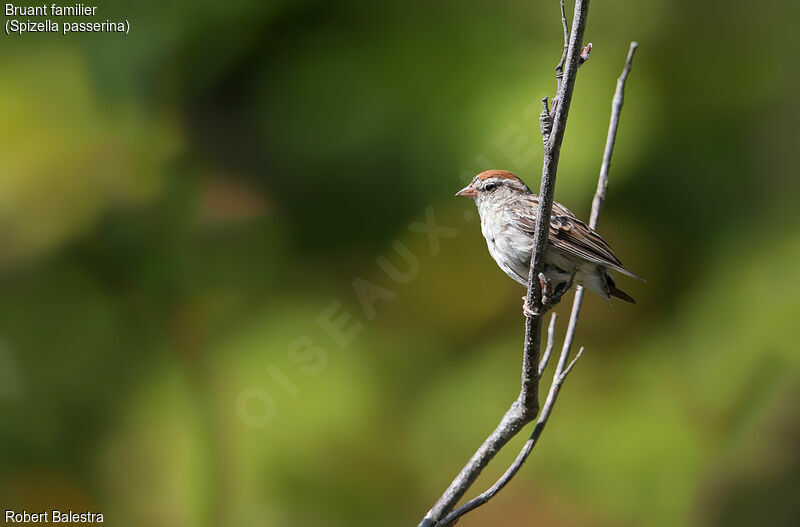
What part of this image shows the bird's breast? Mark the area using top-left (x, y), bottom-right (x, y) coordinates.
top-left (478, 208), bottom-right (532, 285)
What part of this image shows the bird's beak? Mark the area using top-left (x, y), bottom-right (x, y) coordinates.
top-left (455, 185), bottom-right (477, 198)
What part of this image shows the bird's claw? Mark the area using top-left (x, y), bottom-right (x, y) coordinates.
top-left (522, 296), bottom-right (537, 317)
top-left (538, 272), bottom-right (553, 305)
top-left (523, 271), bottom-right (576, 317)
top-left (522, 273), bottom-right (556, 317)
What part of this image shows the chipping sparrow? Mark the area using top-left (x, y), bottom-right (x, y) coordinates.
top-left (457, 170), bottom-right (641, 306)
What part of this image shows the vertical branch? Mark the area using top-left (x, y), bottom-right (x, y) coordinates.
top-left (434, 40), bottom-right (639, 526)
top-left (418, 38), bottom-right (639, 527)
top-left (520, 0), bottom-right (589, 408)
top-left (417, 3), bottom-right (591, 526)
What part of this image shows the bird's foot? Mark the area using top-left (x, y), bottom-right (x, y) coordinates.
top-left (522, 296), bottom-right (537, 317)
top-left (523, 272), bottom-right (574, 317)
top-left (522, 273), bottom-right (553, 317)
top-left (539, 272), bottom-right (553, 306)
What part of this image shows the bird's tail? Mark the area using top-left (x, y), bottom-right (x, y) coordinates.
top-left (606, 272), bottom-right (636, 303)
top-left (609, 284), bottom-right (636, 303)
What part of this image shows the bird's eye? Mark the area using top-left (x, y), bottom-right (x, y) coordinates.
top-left (484, 182), bottom-right (499, 191)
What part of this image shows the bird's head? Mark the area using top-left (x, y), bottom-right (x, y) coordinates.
top-left (455, 170), bottom-right (532, 203)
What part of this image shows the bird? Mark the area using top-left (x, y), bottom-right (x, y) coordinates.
top-left (456, 169), bottom-right (642, 307)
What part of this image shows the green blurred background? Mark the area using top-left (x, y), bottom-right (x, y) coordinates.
top-left (1, 0), bottom-right (799, 525)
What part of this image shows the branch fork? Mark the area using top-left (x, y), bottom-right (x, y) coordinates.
top-left (418, 2), bottom-right (638, 524)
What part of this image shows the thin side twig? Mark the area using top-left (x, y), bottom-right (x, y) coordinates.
top-left (436, 40), bottom-right (639, 526)
top-left (554, 0), bottom-right (569, 77)
top-left (538, 312), bottom-right (558, 375)
top-left (590, 41), bottom-right (637, 228)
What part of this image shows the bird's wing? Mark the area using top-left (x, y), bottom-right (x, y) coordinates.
top-left (511, 197), bottom-right (643, 280)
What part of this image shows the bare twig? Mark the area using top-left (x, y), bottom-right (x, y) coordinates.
top-left (554, 0), bottom-right (569, 76)
top-left (438, 346), bottom-right (585, 526)
top-left (561, 346), bottom-right (584, 378)
top-left (447, 41), bottom-right (639, 524)
top-left (591, 41), bottom-right (637, 228)
top-left (526, 0), bottom-right (590, 315)
top-left (538, 313), bottom-right (558, 375)
top-left (550, 2), bottom-right (593, 122)
top-left (418, 38), bottom-right (639, 526)
top-left (545, 0), bottom-right (571, 132)
top-left (417, 2), bottom-right (591, 526)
